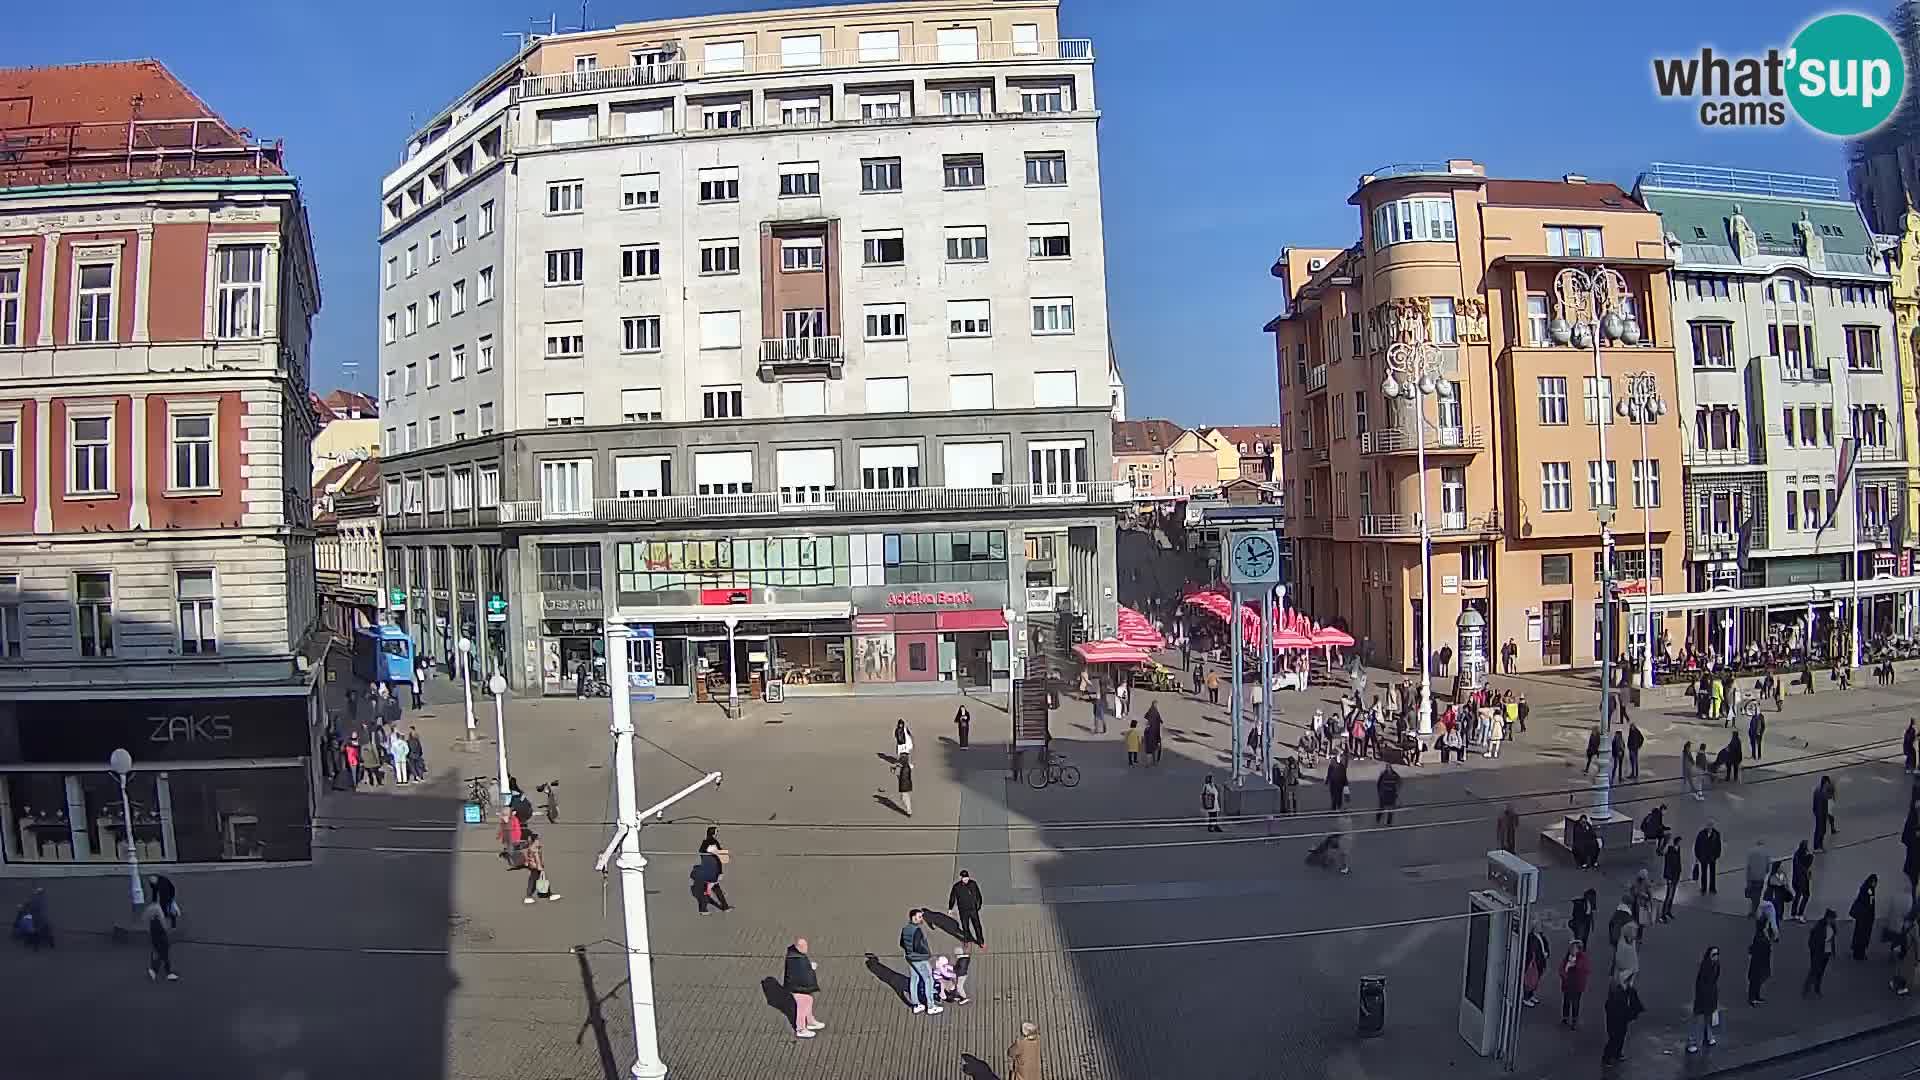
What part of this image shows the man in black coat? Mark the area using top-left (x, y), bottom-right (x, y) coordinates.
top-left (1659, 837), bottom-right (1684, 922)
top-left (1327, 754), bottom-right (1349, 811)
top-left (1695, 821), bottom-right (1723, 894)
top-left (1375, 765), bottom-right (1401, 826)
top-left (947, 870), bottom-right (986, 947)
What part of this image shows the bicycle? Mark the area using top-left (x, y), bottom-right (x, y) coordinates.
top-left (1026, 750), bottom-right (1081, 790)
top-left (464, 776), bottom-right (494, 819)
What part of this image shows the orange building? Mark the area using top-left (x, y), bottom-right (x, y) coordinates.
top-left (1271, 160), bottom-right (1682, 674)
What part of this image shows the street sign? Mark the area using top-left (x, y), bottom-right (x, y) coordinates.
top-left (1224, 529), bottom-right (1281, 588)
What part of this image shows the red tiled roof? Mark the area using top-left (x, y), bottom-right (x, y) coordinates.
top-left (1112, 419), bottom-right (1186, 455)
top-left (340, 466), bottom-right (382, 496)
top-left (313, 461), bottom-right (357, 496)
top-left (0, 60), bottom-right (284, 189)
top-left (1483, 179), bottom-right (1642, 211)
top-left (1211, 425), bottom-right (1283, 444)
top-left (321, 389), bottom-right (378, 418)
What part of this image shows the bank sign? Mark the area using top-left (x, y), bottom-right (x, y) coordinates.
top-left (1653, 13), bottom-right (1906, 136)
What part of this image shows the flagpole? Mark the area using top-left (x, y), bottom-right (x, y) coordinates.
top-left (1852, 481), bottom-right (1863, 669)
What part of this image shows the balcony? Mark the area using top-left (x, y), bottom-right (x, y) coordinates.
top-left (1312, 446), bottom-right (1330, 466)
top-left (498, 481), bottom-right (1128, 526)
top-left (1359, 425), bottom-right (1484, 455)
top-left (1303, 364), bottom-right (1329, 394)
top-left (1777, 356), bottom-right (1833, 383)
top-left (516, 39), bottom-right (1095, 101)
top-left (1684, 446), bottom-right (1762, 467)
top-left (1359, 510), bottom-right (1502, 539)
top-left (758, 336), bottom-right (844, 380)
top-left (1857, 443), bottom-right (1905, 464)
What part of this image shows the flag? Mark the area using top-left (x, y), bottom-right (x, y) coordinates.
top-left (1819, 438), bottom-right (1859, 533)
top-left (1735, 492), bottom-right (1755, 572)
top-left (1892, 505), bottom-right (1907, 551)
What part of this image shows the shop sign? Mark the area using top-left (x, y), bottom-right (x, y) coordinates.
top-left (542, 591), bottom-right (603, 615)
top-left (853, 581), bottom-right (1008, 614)
top-left (886, 590), bottom-right (974, 607)
top-left (389, 589), bottom-right (406, 609)
top-left (544, 619), bottom-right (604, 637)
top-left (487, 594), bottom-right (509, 615)
top-left (700, 587), bottom-right (754, 606)
top-left (2, 694), bottom-right (312, 764)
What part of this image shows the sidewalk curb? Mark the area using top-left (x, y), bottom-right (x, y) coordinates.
top-left (1692, 1007), bottom-right (1920, 1077)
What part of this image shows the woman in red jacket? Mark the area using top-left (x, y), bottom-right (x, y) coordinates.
top-left (1560, 939), bottom-right (1592, 1029)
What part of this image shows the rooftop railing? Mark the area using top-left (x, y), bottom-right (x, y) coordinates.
top-left (495, 480), bottom-right (1126, 525)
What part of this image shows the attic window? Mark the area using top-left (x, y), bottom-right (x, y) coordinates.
top-left (1600, 197), bottom-right (1621, 207)
top-left (1761, 232), bottom-right (1776, 242)
top-left (1693, 226), bottom-right (1708, 239)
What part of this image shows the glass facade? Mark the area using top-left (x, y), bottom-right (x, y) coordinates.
top-left (616, 530), bottom-right (1007, 594)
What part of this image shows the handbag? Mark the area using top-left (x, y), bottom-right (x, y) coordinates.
top-left (536, 875), bottom-right (551, 897)
top-left (1711, 1008), bottom-right (1722, 1028)
top-left (1692, 863), bottom-right (1701, 882)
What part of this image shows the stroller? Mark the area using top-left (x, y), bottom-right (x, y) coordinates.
top-left (11, 889), bottom-right (50, 950)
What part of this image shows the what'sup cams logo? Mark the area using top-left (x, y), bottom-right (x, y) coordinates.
top-left (1653, 12), bottom-right (1907, 137)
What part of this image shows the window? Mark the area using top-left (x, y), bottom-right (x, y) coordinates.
top-left (862, 230), bottom-right (905, 266)
top-left (948, 300), bottom-right (991, 337)
top-left (945, 441), bottom-right (1005, 487)
top-left (545, 392), bottom-right (586, 428)
top-left (866, 376), bottom-right (909, 412)
top-left (0, 268), bottom-right (15, 345)
top-left (858, 29), bottom-right (900, 61)
top-left (1537, 376), bottom-right (1569, 425)
top-left (546, 180), bottom-right (585, 215)
top-left (1540, 462), bottom-right (1572, 512)
top-left (1687, 275), bottom-right (1733, 300)
top-left (170, 411), bottom-right (214, 490)
top-left (450, 343), bottom-right (466, 381)
top-left (540, 460), bottom-right (594, 517)
top-left (861, 445), bottom-right (920, 489)
top-left (1526, 294), bottom-right (1551, 346)
top-left (1028, 439), bottom-right (1088, 495)
top-left (75, 263), bottom-right (114, 343)
top-left (1855, 404), bottom-right (1891, 448)
top-left (404, 362), bottom-right (419, 394)
top-left (0, 419), bottom-right (14, 496)
top-left (703, 384), bottom-right (744, 419)
top-left (781, 34), bottom-right (823, 67)
top-left (545, 324), bottom-right (584, 358)
top-left (1545, 226), bottom-right (1603, 257)
top-left (1540, 555), bottom-right (1573, 586)
top-left (944, 154), bottom-right (985, 189)
top-left (451, 468), bottom-right (474, 510)
top-left (621, 245), bottom-right (661, 280)
top-left (778, 97), bottom-right (824, 125)
top-left (1020, 85), bottom-right (1068, 113)
top-left (1034, 371), bottom-right (1078, 407)
top-left (1025, 152), bottom-right (1067, 186)
top-left (776, 448), bottom-right (836, 506)
top-left (950, 373), bottom-right (994, 410)
top-left (1028, 223), bottom-right (1071, 259)
top-left (451, 409), bottom-right (465, 440)
top-left (1691, 321), bottom-right (1734, 368)
top-left (1846, 326), bottom-right (1883, 371)
top-left (479, 200), bottom-right (495, 236)
top-left (1632, 459), bottom-right (1661, 508)
top-left (621, 172), bottom-right (661, 209)
top-left (697, 166), bottom-right (740, 203)
top-left (1354, 391), bottom-right (1369, 436)
top-left (700, 311), bottom-right (740, 350)
top-left (425, 353), bottom-right (441, 387)
top-left (215, 245), bottom-right (265, 338)
top-left (478, 402), bottom-right (495, 434)
top-left (936, 26), bottom-right (979, 61)
top-left (546, 249), bottom-right (584, 286)
top-left (1581, 375), bottom-right (1614, 425)
top-left (452, 215), bottom-right (467, 251)
top-left (426, 291), bottom-right (440, 325)
top-left (384, 313), bottom-right (397, 344)
top-left (621, 315), bottom-right (662, 353)
top-left (384, 478), bottom-right (401, 516)
top-left (1695, 404), bottom-right (1744, 452)
top-left (451, 278), bottom-right (466, 315)
top-left (478, 266), bottom-right (495, 303)
top-left (1586, 460), bottom-right (1618, 509)
top-left (945, 225), bottom-right (988, 262)
top-left (70, 415), bottom-right (111, 494)
top-left (403, 423), bottom-right (416, 451)
top-left (75, 571), bottom-right (113, 656)
top-left (782, 380), bottom-right (827, 417)
top-left (703, 40), bottom-right (745, 73)
top-left (383, 256), bottom-right (396, 289)
top-left (426, 471), bottom-right (446, 511)
top-left (695, 450), bottom-right (754, 495)
top-left (860, 92), bottom-right (904, 119)
top-left (615, 454), bottom-right (672, 498)
top-left (779, 161), bottom-right (821, 197)
top-left (781, 308), bottom-right (825, 342)
top-left (1369, 197), bottom-right (1457, 249)
top-left (621, 387), bottom-right (663, 422)
top-left (1012, 23), bottom-right (1041, 54)
top-left (690, 91), bottom-right (744, 125)
top-left (861, 157), bottom-right (902, 193)
top-left (477, 335), bottom-right (495, 371)
top-left (426, 231), bottom-right (442, 264)
top-left (404, 245), bottom-right (418, 276)
top-left (865, 302), bottom-right (907, 341)
top-left (940, 87), bottom-right (985, 115)
top-left (478, 466), bottom-right (499, 508)
top-left (1463, 544), bottom-right (1491, 583)
top-left (1031, 297), bottom-right (1074, 335)
top-left (781, 238), bottom-right (824, 271)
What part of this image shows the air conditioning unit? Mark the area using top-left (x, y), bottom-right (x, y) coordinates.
top-left (1308, 257), bottom-right (1328, 272)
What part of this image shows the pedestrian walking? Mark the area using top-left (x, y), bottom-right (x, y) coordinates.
top-left (1813, 776), bottom-right (1837, 852)
top-left (1804, 910), bottom-right (1836, 997)
top-left (948, 869), bottom-right (986, 947)
top-left (1326, 753), bottom-right (1348, 811)
top-left (1090, 678), bottom-right (1107, 734)
top-left (389, 726), bottom-right (411, 785)
top-left (1681, 740), bottom-right (1700, 801)
top-left (1143, 704), bottom-right (1164, 766)
top-left (520, 832), bottom-right (560, 904)
top-left (1745, 840), bottom-right (1772, 918)
top-left (1584, 727), bottom-right (1602, 775)
top-left (1791, 842), bottom-right (1815, 922)
top-left (692, 828), bottom-right (730, 914)
top-left (1124, 719), bottom-right (1142, 766)
top-left (899, 909), bottom-right (941, 1014)
top-left (1749, 707), bottom-right (1766, 761)
top-left (896, 757), bottom-right (914, 816)
top-left (145, 901), bottom-right (177, 982)
top-left (784, 938), bottom-right (825, 1038)
top-left (1522, 921), bottom-right (1550, 1006)
top-left (150, 874), bottom-right (179, 929)
top-left (1601, 979), bottom-right (1643, 1067)
top-left (1244, 724), bottom-right (1263, 773)
top-left (950, 945), bottom-right (972, 1003)
top-left (1205, 666), bottom-right (1220, 706)
top-left (1660, 836), bottom-right (1683, 923)
top-left (1609, 729), bottom-right (1626, 783)
top-left (411, 658), bottom-right (426, 709)
top-left (1686, 946), bottom-right (1720, 1053)
top-left (1905, 719), bottom-right (1916, 773)
top-left (1517, 693), bottom-right (1530, 735)
top-left (1748, 901), bottom-right (1779, 1004)
top-left (1852, 875), bottom-right (1879, 961)
top-left (1611, 908), bottom-right (1640, 987)
top-left (894, 719), bottom-right (914, 762)
top-left (1626, 722), bottom-right (1644, 779)
top-left (343, 734), bottom-right (363, 788)
top-left (1898, 918), bottom-right (1920, 996)
top-left (1724, 731), bottom-right (1744, 782)
top-left (1484, 709), bottom-right (1505, 759)
top-left (1007, 1022), bottom-right (1041, 1080)
top-left (1201, 775), bottom-right (1222, 833)
top-left (1695, 822), bottom-right (1723, 895)
top-left (1560, 939), bottom-right (1591, 1028)
top-left (953, 704), bottom-right (971, 749)
top-left (1570, 888), bottom-right (1598, 949)
top-left (1375, 764), bottom-right (1401, 826)
top-left (406, 726), bottom-right (426, 783)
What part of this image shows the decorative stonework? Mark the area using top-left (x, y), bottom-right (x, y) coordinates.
top-left (1729, 204), bottom-right (1757, 261)
top-left (1457, 297), bottom-right (1489, 343)
top-left (1387, 296), bottom-right (1430, 341)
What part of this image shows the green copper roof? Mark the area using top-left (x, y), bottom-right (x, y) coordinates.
top-left (1636, 188), bottom-right (1870, 258)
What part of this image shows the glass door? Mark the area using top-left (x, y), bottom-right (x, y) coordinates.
top-left (1440, 467), bottom-right (1466, 530)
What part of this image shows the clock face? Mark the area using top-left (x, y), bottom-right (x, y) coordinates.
top-left (1232, 533), bottom-right (1276, 579)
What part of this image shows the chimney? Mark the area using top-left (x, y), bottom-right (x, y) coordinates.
top-left (1563, 173), bottom-right (1589, 184)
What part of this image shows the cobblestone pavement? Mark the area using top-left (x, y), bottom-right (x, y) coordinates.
top-left (12, 653), bottom-right (1920, 1079)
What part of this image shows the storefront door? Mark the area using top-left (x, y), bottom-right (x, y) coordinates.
top-left (1542, 601), bottom-right (1571, 666)
top-left (896, 632), bottom-right (938, 682)
top-left (954, 631), bottom-right (994, 688)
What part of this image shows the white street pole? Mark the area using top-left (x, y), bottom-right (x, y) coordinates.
top-left (458, 636), bottom-right (476, 737)
top-left (1230, 588), bottom-right (1244, 787)
top-left (1852, 484), bottom-right (1864, 670)
top-left (1592, 324), bottom-right (1615, 821)
top-left (108, 748), bottom-right (146, 913)
top-left (1415, 399), bottom-right (1433, 738)
top-left (489, 674), bottom-right (510, 802)
top-left (605, 625), bottom-right (669, 1080)
top-left (1639, 412), bottom-right (1655, 689)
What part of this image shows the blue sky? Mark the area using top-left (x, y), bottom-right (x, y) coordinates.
top-left (3, 0), bottom-right (1860, 425)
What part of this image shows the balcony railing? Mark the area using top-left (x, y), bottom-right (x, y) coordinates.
top-left (760, 336), bottom-right (844, 365)
top-left (1777, 357), bottom-right (1833, 383)
top-left (1304, 364), bottom-right (1329, 393)
top-left (1857, 443), bottom-right (1904, 464)
top-left (1313, 446), bottom-right (1330, 465)
top-left (516, 39), bottom-right (1095, 100)
top-left (1359, 511), bottom-right (1502, 539)
top-left (1685, 446), bottom-right (1760, 467)
top-left (498, 481), bottom-right (1127, 525)
top-left (1360, 425), bottom-right (1484, 454)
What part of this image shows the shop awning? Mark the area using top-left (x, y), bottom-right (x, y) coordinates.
top-left (937, 610), bottom-right (1008, 631)
top-left (1116, 605), bottom-right (1166, 649)
top-left (1074, 640), bottom-right (1151, 664)
top-left (614, 601), bottom-right (853, 623)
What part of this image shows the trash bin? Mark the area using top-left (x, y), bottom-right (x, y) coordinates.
top-left (1357, 974), bottom-right (1386, 1037)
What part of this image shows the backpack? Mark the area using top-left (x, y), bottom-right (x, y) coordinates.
top-left (1201, 788), bottom-right (1217, 811)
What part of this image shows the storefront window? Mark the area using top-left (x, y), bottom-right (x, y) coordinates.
top-left (168, 766), bottom-right (311, 862)
top-left (4, 773), bottom-right (74, 862)
top-left (540, 543), bottom-right (603, 592)
top-left (615, 530), bottom-right (1007, 595)
top-left (883, 530), bottom-right (1007, 583)
top-left (773, 635), bottom-right (848, 685)
top-left (79, 772), bottom-right (163, 864)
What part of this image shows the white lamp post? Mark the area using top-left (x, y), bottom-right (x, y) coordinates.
top-left (1383, 331), bottom-right (1448, 737)
top-left (1549, 264), bottom-right (1638, 820)
top-left (107, 748), bottom-right (146, 912)
top-left (488, 673), bottom-right (510, 802)
top-left (457, 636), bottom-right (476, 738)
top-left (1617, 371), bottom-right (1666, 690)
